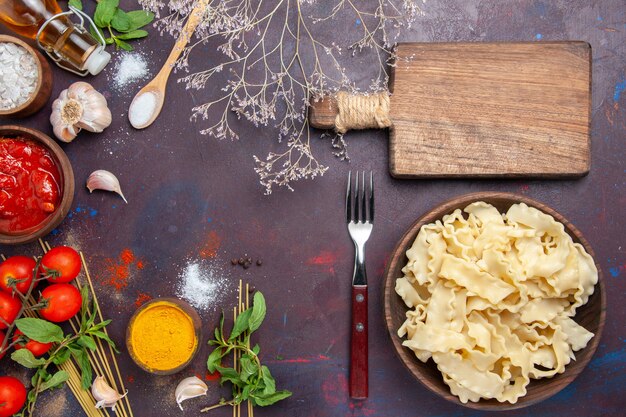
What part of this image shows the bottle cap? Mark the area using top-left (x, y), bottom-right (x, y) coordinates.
top-left (84, 47), bottom-right (111, 75)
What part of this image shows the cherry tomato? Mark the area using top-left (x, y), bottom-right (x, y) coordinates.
top-left (0, 256), bottom-right (36, 295)
top-left (40, 246), bottom-right (81, 283)
top-left (0, 331), bottom-right (6, 360)
top-left (12, 330), bottom-right (52, 358)
top-left (0, 292), bottom-right (20, 330)
top-left (0, 376), bottom-right (26, 417)
top-left (39, 284), bottom-right (81, 323)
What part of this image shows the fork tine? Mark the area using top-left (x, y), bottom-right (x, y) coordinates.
top-left (369, 171), bottom-right (374, 223)
top-left (361, 171), bottom-right (366, 223)
top-left (354, 171), bottom-right (360, 223)
top-left (346, 171), bottom-right (352, 223)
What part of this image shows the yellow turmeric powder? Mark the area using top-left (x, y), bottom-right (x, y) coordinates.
top-left (129, 301), bottom-right (197, 371)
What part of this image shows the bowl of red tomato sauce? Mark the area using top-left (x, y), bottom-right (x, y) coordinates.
top-left (0, 125), bottom-right (74, 245)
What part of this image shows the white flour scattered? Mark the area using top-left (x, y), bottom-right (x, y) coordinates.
top-left (0, 42), bottom-right (38, 110)
top-left (111, 51), bottom-right (149, 90)
top-left (176, 260), bottom-right (229, 311)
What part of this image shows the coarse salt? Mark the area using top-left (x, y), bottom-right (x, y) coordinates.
top-left (128, 91), bottom-right (158, 128)
top-left (112, 52), bottom-right (149, 90)
top-left (176, 261), bottom-right (229, 311)
top-left (0, 42), bottom-right (38, 110)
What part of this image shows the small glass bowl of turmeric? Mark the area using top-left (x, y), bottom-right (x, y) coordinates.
top-left (126, 298), bottom-right (202, 375)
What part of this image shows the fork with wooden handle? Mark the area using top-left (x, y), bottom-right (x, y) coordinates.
top-left (346, 171), bottom-right (374, 399)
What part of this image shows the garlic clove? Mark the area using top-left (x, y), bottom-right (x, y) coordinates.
top-left (175, 376), bottom-right (208, 411)
top-left (87, 170), bottom-right (128, 203)
top-left (91, 376), bottom-right (127, 411)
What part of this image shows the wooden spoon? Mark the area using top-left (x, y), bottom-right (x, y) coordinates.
top-left (128, 0), bottom-right (208, 129)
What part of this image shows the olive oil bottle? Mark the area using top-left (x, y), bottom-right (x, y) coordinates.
top-left (0, 0), bottom-right (110, 75)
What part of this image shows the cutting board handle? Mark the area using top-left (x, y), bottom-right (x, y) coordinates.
top-left (309, 92), bottom-right (392, 133)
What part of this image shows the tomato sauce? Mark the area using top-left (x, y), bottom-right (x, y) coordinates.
top-left (0, 137), bottom-right (61, 234)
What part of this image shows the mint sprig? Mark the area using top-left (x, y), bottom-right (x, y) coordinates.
top-left (202, 292), bottom-right (292, 412)
top-left (70, 0), bottom-right (153, 51)
top-left (10, 284), bottom-right (117, 417)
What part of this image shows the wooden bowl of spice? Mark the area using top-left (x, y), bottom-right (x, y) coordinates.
top-left (0, 35), bottom-right (53, 118)
top-left (126, 298), bottom-right (202, 375)
top-left (0, 125), bottom-right (74, 245)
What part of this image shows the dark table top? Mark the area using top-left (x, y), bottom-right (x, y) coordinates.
top-left (1, 1), bottom-right (625, 416)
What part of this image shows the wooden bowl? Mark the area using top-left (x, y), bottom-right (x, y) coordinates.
top-left (0, 35), bottom-right (53, 118)
top-left (126, 298), bottom-right (203, 375)
top-left (383, 191), bottom-right (606, 411)
top-left (0, 125), bottom-right (74, 245)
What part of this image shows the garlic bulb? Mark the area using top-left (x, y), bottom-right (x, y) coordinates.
top-left (87, 170), bottom-right (128, 203)
top-left (50, 81), bottom-right (112, 142)
top-left (175, 376), bottom-right (208, 411)
top-left (91, 376), bottom-right (127, 412)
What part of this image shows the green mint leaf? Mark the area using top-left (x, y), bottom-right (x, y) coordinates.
top-left (207, 347), bottom-right (224, 373)
top-left (15, 318), bottom-right (63, 343)
top-left (261, 366), bottom-right (276, 395)
top-left (31, 368), bottom-right (48, 387)
top-left (248, 292), bottom-right (266, 333)
top-left (252, 344), bottom-right (260, 355)
top-left (90, 319), bottom-right (112, 331)
top-left (126, 10), bottom-right (154, 31)
top-left (229, 308), bottom-right (252, 342)
top-left (214, 326), bottom-right (221, 342)
top-left (114, 38), bottom-right (134, 51)
top-left (27, 389), bottom-right (37, 403)
top-left (11, 349), bottom-right (46, 368)
top-left (80, 285), bottom-right (90, 329)
top-left (90, 330), bottom-right (119, 353)
top-left (90, 25), bottom-right (106, 43)
top-left (68, 0), bottom-right (83, 10)
top-left (241, 385), bottom-right (252, 401)
top-left (77, 335), bottom-right (97, 351)
top-left (94, 0), bottom-right (119, 27)
top-left (239, 355), bottom-right (258, 383)
top-left (52, 347), bottom-right (71, 366)
top-left (116, 30), bottom-right (148, 41)
top-left (72, 348), bottom-right (93, 389)
top-left (111, 9), bottom-right (131, 32)
top-left (252, 390), bottom-right (292, 407)
top-left (216, 366), bottom-right (244, 388)
top-left (40, 371), bottom-right (69, 392)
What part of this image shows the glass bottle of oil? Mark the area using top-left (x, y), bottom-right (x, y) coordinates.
top-left (0, 0), bottom-right (110, 75)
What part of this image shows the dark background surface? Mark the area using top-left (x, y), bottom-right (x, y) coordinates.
top-left (1, 0), bottom-right (625, 416)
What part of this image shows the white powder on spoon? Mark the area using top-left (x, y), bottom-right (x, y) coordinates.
top-left (176, 261), bottom-right (229, 311)
top-left (128, 90), bottom-right (158, 128)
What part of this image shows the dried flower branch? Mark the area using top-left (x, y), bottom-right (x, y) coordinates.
top-left (139, 0), bottom-right (424, 193)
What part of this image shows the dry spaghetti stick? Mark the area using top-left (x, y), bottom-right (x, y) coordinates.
top-left (79, 252), bottom-right (134, 417)
top-left (35, 241), bottom-right (130, 417)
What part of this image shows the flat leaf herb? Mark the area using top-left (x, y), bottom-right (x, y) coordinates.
top-left (202, 291), bottom-right (292, 412)
top-left (10, 291), bottom-right (117, 416)
top-left (69, 0), bottom-right (154, 51)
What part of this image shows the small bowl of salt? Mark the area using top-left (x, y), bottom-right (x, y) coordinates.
top-left (0, 35), bottom-right (53, 118)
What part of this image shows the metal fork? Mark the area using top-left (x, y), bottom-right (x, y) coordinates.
top-left (346, 171), bottom-right (373, 399)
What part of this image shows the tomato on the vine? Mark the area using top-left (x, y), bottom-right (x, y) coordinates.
top-left (40, 246), bottom-right (81, 283)
top-left (0, 376), bottom-right (26, 417)
top-left (12, 330), bottom-right (52, 358)
top-left (39, 284), bottom-right (81, 323)
top-left (0, 292), bottom-right (20, 330)
top-left (0, 256), bottom-right (36, 295)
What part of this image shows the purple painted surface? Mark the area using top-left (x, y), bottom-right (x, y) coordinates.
top-left (1, 1), bottom-right (625, 416)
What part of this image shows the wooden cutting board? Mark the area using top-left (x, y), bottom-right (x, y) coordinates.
top-left (309, 42), bottom-right (591, 178)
